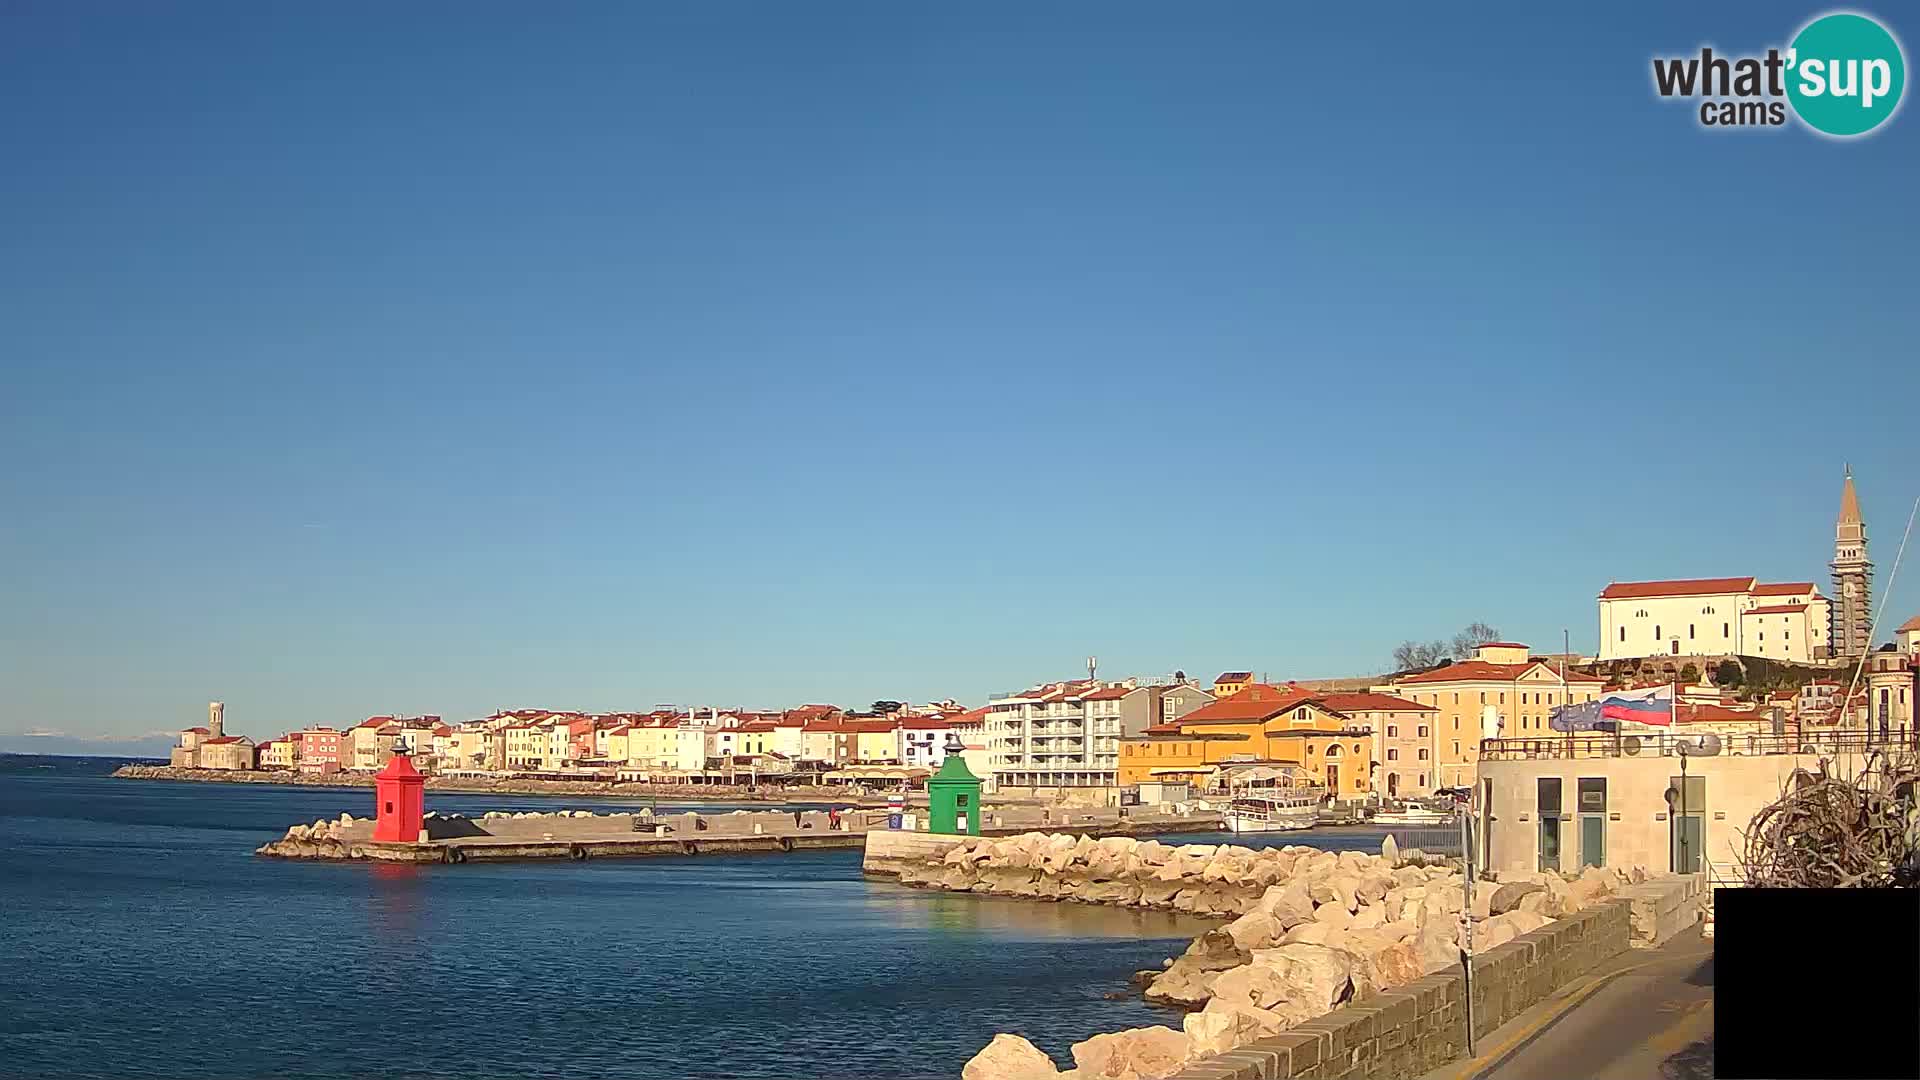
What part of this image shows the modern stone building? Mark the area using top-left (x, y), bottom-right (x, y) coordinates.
top-left (1830, 467), bottom-right (1874, 660)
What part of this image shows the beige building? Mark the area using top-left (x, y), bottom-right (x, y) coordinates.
top-left (1898, 615), bottom-right (1920, 658)
top-left (1477, 734), bottom-right (1868, 887)
top-left (1316, 691), bottom-right (1438, 799)
top-left (1597, 578), bottom-right (1831, 663)
top-left (1212, 672), bottom-right (1254, 699)
top-left (1382, 643), bottom-right (1606, 789)
top-left (196, 735), bottom-right (256, 771)
top-left (1863, 646), bottom-right (1918, 744)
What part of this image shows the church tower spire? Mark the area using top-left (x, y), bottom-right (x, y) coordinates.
top-left (1830, 466), bottom-right (1873, 658)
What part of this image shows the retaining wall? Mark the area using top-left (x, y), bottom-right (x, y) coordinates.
top-left (1171, 899), bottom-right (1634, 1080)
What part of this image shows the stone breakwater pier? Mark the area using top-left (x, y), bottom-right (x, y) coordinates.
top-left (863, 832), bottom-right (1705, 1080)
top-left (256, 807), bottom-right (1224, 864)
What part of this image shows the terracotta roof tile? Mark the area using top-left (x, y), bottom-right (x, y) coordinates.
top-left (1394, 660), bottom-right (1606, 685)
top-left (1598, 577), bottom-right (1756, 600)
top-left (1752, 582), bottom-right (1818, 596)
top-left (1315, 692), bottom-right (1436, 714)
top-left (1744, 603), bottom-right (1809, 615)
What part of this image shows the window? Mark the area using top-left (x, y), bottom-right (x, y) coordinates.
top-left (1451, 740), bottom-right (1460, 755)
top-left (1452, 693), bottom-right (1459, 705)
top-left (1387, 748), bottom-right (1400, 760)
top-left (1655, 624), bottom-right (1662, 639)
top-left (1498, 693), bottom-right (1505, 705)
top-left (1417, 725), bottom-right (1429, 737)
top-left (1387, 725), bottom-right (1399, 737)
top-left (1479, 692), bottom-right (1486, 705)
top-left (1723, 622), bottom-right (1730, 637)
top-left (1418, 748), bottom-right (1430, 760)
top-left (1619, 627), bottom-right (1626, 642)
top-left (1688, 624), bottom-right (1695, 639)
top-left (1419, 773), bottom-right (1427, 787)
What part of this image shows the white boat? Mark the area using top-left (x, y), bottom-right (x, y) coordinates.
top-left (1369, 806), bottom-right (1455, 826)
top-left (1224, 790), bottom-right (1324, 833)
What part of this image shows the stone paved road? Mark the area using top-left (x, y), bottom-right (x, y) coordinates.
top-left (1418, 926), bottom-right (1714, 1080)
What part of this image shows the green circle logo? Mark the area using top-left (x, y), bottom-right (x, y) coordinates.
top-left (1786, 12), bottom-right (1906, 136)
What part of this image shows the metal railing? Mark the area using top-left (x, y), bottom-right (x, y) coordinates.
top-left (1478, 730), bottom-right (1905, 761)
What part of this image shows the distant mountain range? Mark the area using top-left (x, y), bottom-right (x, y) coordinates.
top-left (0, 733), bottom-right (179, 758)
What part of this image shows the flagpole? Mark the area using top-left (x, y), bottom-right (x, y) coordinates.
top-left (1561, 629), bottom-right (1571, 759)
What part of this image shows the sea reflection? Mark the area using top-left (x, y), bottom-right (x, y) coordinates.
top-left (884, 885), bottom-right (1211, 940)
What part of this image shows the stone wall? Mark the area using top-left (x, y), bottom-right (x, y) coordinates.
top-left (1166, 900), bottom-right (1632, 1080)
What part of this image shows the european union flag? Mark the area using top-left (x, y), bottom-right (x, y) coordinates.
top-left (1549, 700), bottom-right (1617, 732)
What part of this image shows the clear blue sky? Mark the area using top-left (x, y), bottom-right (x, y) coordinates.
top-left (3, 2), bottom-right (1916, 741)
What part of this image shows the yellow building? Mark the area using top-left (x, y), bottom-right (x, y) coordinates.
top-left (1211, 671), bottom-right (1254, 699)
top-left (846, 720), bottom-right (899, 763)
top-left (604, 726), bottom-right (631, 763)
top-left (1118, 685), bottom-right (1372, 799)
top-left (1381, 643), bottom-right (1606, 789)
top-left (258, 739), bottom-right (297, 769)
top-left (502, 724), bottom-right (547, 769)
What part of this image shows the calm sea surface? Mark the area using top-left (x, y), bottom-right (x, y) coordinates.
top-left (0, 755), bottom-right (1401, 1080)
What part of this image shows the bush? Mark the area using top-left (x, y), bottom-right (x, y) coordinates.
top-left (1713, 659), bottom-right (1744, 687)
top-left (1679, 663), bottom-right (1701, 684)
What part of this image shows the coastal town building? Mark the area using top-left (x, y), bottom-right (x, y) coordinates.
top-left (1595, 578), bottom-right (1832, 663)
top-left (1380, 643), bottom-right (1607, 789)
top-left (1897, 615), bottom-right (1920, 658)
top-left (898, 716), bottom-right (956, 767)
top-left (1477, 731), bottom-right (1873, 886)
top-left (291, 727), bottom-right (341, 771)
top-left (1315, 691), bottom-right (1438, 799)
top-left (1116, 684), bottom-right (1372, 800)
top-left (1863, 645), bottom-right (1917, 744)
top-left (1831, 468), bottom-right (1874, 659)
top-left (258, 739), bottom-right (296, 769)
top-left (169, 701), bottom-right (236, 768)
top-left (1211, 672), bottom-right (1254, 699)
top-left (196, 735), bottom-right (256, 770)
top-left (986, 676), bottom-right (1208, 797)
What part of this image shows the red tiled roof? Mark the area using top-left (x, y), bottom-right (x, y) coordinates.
top-left (1745, 603), bottom-right (1809, 615)
top-left (1316, 692), bottom-right (1435, 714)
top-left (1215, 672), bottom-right (1254, 683)
top-left (202, 736), bottom-right (248, 745)
top-left (737, 721), bottom-right (779, 732)
top-left (1395, 660), bottom-right (1606, 685)
top-left (1141, 724), bottom-right (1183, 736)
top-left (181, 726), bottom-right (210, 734)
top-left (432, 725), bottom-right (453, 737)
top-left (1899, 615), bottom-right (1920, 633)
top-left (1599, 577), bottom-right (1755, 600)
top-left (607, 725), bottom-right (632, 735)
top-left (841, 719), bottom-right (898, 733)
top-left (898, 716), bottom-right (951, 730)
top-left (1475, 643), bottom-right (1530, 650)
top-left (1173, 685), bottom-right (1317, 724)
top-left (1081, 686), bottom-right (1133, 701)
top-left (356, 716), bottom-right (394, 729)
top-left (1753, 582), bottom-right (1817, 596)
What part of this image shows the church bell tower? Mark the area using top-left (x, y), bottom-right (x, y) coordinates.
top-left (1830, 467), bottom-right (1873, 659)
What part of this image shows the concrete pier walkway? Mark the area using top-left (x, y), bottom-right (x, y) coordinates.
top-left (1417, 926), bottom-right (1713, 1080)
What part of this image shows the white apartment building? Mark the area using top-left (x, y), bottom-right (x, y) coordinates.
top-left (986, 678), bottom-right (1208, 791)
top-left (1597, 577), bottom-right (1831, 663)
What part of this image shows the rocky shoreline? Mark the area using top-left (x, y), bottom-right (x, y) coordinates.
top-left (880, 831), bottom-right (1649, 1079)
top-left (110, 764), bottom-right (867, 803)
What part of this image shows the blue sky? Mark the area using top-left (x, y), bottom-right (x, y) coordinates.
top-left (3, 2), bottom-right (1916, 741)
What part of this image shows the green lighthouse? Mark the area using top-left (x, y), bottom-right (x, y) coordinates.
top-left (926, 733), bottom-right (983, 835)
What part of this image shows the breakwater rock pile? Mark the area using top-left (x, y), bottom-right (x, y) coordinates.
top-left (903, 833), bottom-right (1649, 1080)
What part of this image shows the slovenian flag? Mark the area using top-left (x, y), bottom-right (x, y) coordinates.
top-left (1598, 686), bottom-right (1674, 727)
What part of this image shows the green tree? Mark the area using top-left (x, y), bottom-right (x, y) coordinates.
top-left (1712, 660), bottom-right (1743, 687)
top-left (1678, 663), bottom-right (1700, 684)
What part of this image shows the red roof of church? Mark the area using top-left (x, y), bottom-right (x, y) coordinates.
top-left (1745, 603), bottom-right (1809, 615)
top-left (1753, 582), bottom-right (1817, 596)
top-left (1316, 692), bottom-right (1435, 714)
top-left (1600, 577), bottom-right (1756, 599)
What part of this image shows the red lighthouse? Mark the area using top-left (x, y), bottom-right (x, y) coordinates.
top-left (372, 745), bottom-right (426, 843)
